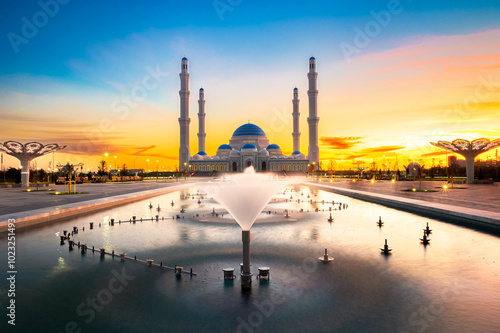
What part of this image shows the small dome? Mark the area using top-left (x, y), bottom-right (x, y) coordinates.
top-left (310, 56), bottom-right (315, 60)
top-left (218, 144), bottom-right (232, 150)
top-left (232, 123), bottom-right (266, 137)
top-left (294, 153), bottom-right (306, 159)
top-left (213, 156), bottom-right (220, 161)
top-left (241, 143), bottom-right (257, 150)
top-left (192, 154), bottom-right (202, 161)
top-left (259, 149), bottom-right (269, 156)
top-left (197, 151), bottom-right (207, 156)
top-left (294, 87), bottom-right (298, 90)
top-left (267, 144), bottom-right (281, 150)
top-left (292, 151), bottom-right (301, 155)
top-left (229, 150), bottom-right (240, 156)
top-left (270, 155), bottom-right (278, 159)
top-left (221, 155), bottom-right (229, 160)
top-left (182, 57), bottom-right (188, 61)
top-left (200, 87), bottom-right (204, 91)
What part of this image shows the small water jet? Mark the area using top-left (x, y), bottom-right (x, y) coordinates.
top-left (205, 166), bottom-right (287, 290)
top-left (424, 222), bottom-right (432, 235)
top-left (319, 248), bottom-right (334, 263)
top-left (327, 213), bottom-right (333, 222)
top-left (377, 216), bottom-right (384, 227)
top-left (380, 239), bottom-right (392, 254)
top-left (420, 231), bottom-right (431, 244)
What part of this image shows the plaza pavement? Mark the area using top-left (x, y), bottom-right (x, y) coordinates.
top-left (306, 178), bottom-right (500, 232)
top-left (0, 180), bottom-right (196, 232)
top-left (0, 177), bottom-right (499, 233)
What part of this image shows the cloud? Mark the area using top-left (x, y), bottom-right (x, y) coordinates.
top-left (320, 136), bottom-right (363, 149)
top-left (359, 145), bottom-right (406, 154)
top-left (421, 150), bottom-right (452, 157)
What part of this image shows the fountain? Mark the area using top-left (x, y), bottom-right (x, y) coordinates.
top-left (420, 231), bottom-right (431, 244)
top-left (319, 248), bottom-right (334, 263)
top-left (327, 213), bottom-right (333, 222)
top-left (424, 222), bottom-right (432, 234)
top-left (377, 216), bottom-right (384, 227)
top-left (205, 166), bottom-right (287, 290)
top-left (380, 239), bottom-right (392, 254)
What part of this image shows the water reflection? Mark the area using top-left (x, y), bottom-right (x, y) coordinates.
top-left (1, 184), bottom-right (499, 332)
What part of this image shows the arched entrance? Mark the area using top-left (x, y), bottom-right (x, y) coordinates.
top-left (232, 162), bottom-right (238, 172)
top-left (246, 160), bottom-right (252, 168)
top-left (261, 161), bottom-right (266, 171)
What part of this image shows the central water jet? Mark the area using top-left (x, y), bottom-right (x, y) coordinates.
top-left (206, 167), bottom-right (287, 290)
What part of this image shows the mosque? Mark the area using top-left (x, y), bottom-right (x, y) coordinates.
top-left (178, 57), bottom-right (320, 173)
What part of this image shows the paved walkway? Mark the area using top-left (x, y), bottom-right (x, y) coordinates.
top-left (310, 179), bottom-right (500, 213)
top-left (0, 180), bottom-right (191, 217)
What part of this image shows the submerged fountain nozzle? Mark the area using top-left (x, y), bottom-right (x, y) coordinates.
top-left (319, 248), bottom-right (334, 263)
top-left (377, 216), bottom-right (384, 226)
top-left (380, 239), bottom-right (392, 254)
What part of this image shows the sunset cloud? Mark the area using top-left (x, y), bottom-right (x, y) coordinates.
top-left (320, 136), bottom-right (363, 149)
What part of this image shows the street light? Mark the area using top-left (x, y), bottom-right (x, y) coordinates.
top-left (156, 160), bottom-right (159, 181)
top-left (147, 159), bottom-right (149, 178)
top-left (114, 156), bottom-right (117, 170)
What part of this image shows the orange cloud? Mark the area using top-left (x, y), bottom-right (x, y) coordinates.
top-left (320, 136), bottom-right (363, 149)
top-left (359, 145), bottom-right (405, 154)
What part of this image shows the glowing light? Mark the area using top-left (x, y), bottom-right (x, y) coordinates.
top-left (412, 188), bottom-right (416, 192)
top-left (391, 179), bottom-right (395, 183)
top-left (443, 185), bottom-right (448, 189)
top-left (370, 179), bottom-right (374, 183)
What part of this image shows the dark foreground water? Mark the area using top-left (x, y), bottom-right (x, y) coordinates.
top-left (1, 185), bottom-right (499, 333)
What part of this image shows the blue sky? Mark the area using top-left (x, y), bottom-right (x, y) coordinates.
top-left (1, 0), bottom-right (500, 170)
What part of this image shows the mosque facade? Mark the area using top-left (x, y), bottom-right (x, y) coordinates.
top-left (178, 57), bottom-right (320, 173)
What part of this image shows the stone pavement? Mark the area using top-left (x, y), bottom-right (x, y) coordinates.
top-left (310, 179), bottom-right (500, 213)
top-left (0, 180), bottom-right (190, 217)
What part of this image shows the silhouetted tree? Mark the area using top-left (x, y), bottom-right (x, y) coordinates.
top-left (97, 160), bottom-right (107, 176)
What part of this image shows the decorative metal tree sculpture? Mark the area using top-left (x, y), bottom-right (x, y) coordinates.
top-left (430, 138), bottom-right (500, 184)
top-left (0, 141), bottom-right (66, 187)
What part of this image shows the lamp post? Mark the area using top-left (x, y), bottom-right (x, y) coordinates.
top-left (147, 159), bottom-right (149, 179)
top-left (114, 156), bottom-right (117, 170)
top-left (156, 160), bottom-right (159, 181)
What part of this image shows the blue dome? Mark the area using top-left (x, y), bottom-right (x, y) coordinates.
top-left (218, 144), bottom-right (232, 150)
top-left (292, 150), bottom-right (301, 155)
top-left (182, 57), bottom-right (188, 60)
top-left (310, 56), bottom-right (315, 60)
top-left (197, 151), bottom-right (207, 156)
top-left (241, 143), bottom-right (257, 150)
top-left (294, 87), bottom-right (298, 90)
top-left (232, 123), bottom-right (266, 137)
top-left (200, 87), bottom-right (204, 91)
top-left (267, 144), bottom-right (281, 150)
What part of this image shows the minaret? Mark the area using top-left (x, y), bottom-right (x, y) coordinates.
top-left (197, 88), bottom-right (206, 153)
top-left (307, 57), bottom-right (320, 169)
top-left (179, 57), bottom-right (191, 172)
top-left (292, 87), bottom-right (301, 152)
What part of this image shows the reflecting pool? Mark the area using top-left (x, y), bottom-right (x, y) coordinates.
top-left (1, 184), bottom-right (499, 332)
